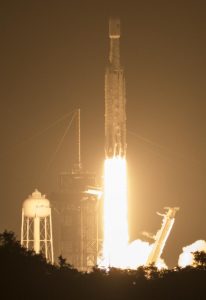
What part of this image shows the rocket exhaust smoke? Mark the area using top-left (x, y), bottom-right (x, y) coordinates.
top-left (178, 240), bottom-right (206, 268)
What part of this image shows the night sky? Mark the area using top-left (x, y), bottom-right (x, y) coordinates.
top-left (0, 0), bottom-right (206, 267)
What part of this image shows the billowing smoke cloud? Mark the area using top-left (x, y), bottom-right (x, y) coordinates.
top-left (99, 238), bottom-right (167, 270)
top-left (125, 239), bottom-right (153, 268)
top-left (178, 240), bottom-right (206, 268)
top-left (125, 239), bottom-right (167, 269)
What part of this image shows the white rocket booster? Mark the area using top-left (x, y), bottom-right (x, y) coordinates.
top-left (105, 18), bottom-right (126, 158)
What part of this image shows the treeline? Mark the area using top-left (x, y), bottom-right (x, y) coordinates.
top-left (0, 231), bottom-right (205, 300)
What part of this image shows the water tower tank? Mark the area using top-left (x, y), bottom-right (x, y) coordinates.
top-left (23, 189), bottom-right (50, 218)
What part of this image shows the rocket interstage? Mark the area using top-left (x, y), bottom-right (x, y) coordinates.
top-left (105, 18), bottom-right (126, 158)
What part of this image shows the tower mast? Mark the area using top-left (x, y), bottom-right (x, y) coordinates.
top-left (77, 108), bottom-right (81, 171)
top-left (74, 108), bottom-right (82, 172)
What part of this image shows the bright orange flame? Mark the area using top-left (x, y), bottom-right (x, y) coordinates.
top-left (102, 157), bottom-right (129, 268)
top-left (99, 156), bottom-right (168, 270)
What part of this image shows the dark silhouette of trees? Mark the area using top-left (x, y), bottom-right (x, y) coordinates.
top-left (0, 230), bottom-right (205, 300)
top-left (193, 251), bottom-right (206, 269)
top-left (0, 230), bottom-right (55, 299)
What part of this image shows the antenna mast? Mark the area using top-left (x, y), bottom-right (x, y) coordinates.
top-left (74, 108), bottom-right (82, 172)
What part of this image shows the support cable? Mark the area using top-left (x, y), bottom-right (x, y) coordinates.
top-left (44, 110), bottom-right (77, 172)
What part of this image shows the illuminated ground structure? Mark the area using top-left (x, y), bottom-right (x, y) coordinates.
top-left (51, 111), bottom-right (102, 271)
top-left (51, 171), bottom-right (101, 271)
top-left (21, 189), bottom-right (54, 264)
top-left (102, 18), bottom-right (129, 268)
top-left (146, 207), bottom-right (179, 267)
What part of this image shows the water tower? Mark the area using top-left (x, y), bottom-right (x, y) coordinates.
top-left (21, 189), bottom-right (54, 263)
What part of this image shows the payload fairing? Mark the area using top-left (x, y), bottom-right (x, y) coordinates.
top-left (105, 18), bottom-right (126, 158)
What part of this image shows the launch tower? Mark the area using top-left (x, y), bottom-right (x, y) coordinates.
top-left (51, 110), bottom-right (101, 271)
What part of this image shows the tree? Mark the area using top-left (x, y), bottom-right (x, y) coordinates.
top-left (58, 255), bottom-right (76, 270)
top-left (143, 263), bottom-right (160, 279)
top-left (193, 251), bottom-right (206, 269)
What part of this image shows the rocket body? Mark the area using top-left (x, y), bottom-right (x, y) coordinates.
top-left (105, 19), bottom-right (126, 158)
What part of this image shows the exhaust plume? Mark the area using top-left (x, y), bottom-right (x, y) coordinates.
top-left (178, 240), bottom-right (206, 267)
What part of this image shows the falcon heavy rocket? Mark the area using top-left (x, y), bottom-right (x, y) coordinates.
top-left (105, 18), bottom-right (126, 158)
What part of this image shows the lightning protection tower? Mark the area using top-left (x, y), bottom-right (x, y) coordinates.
top-left (51, 109), bottom-right (101, 271)
top-left (21, 189), bottom-right (54, 263)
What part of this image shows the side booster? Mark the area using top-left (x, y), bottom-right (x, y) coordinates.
top-left (105, 18), bottom-right (126, 158)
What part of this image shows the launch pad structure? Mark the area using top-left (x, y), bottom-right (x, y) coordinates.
top-left (52, 171), bottom-right (101, 271)
top-left (146, 207), bottom-right (179, 266)
top-left (51, 109), bottom-right (102, 271)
